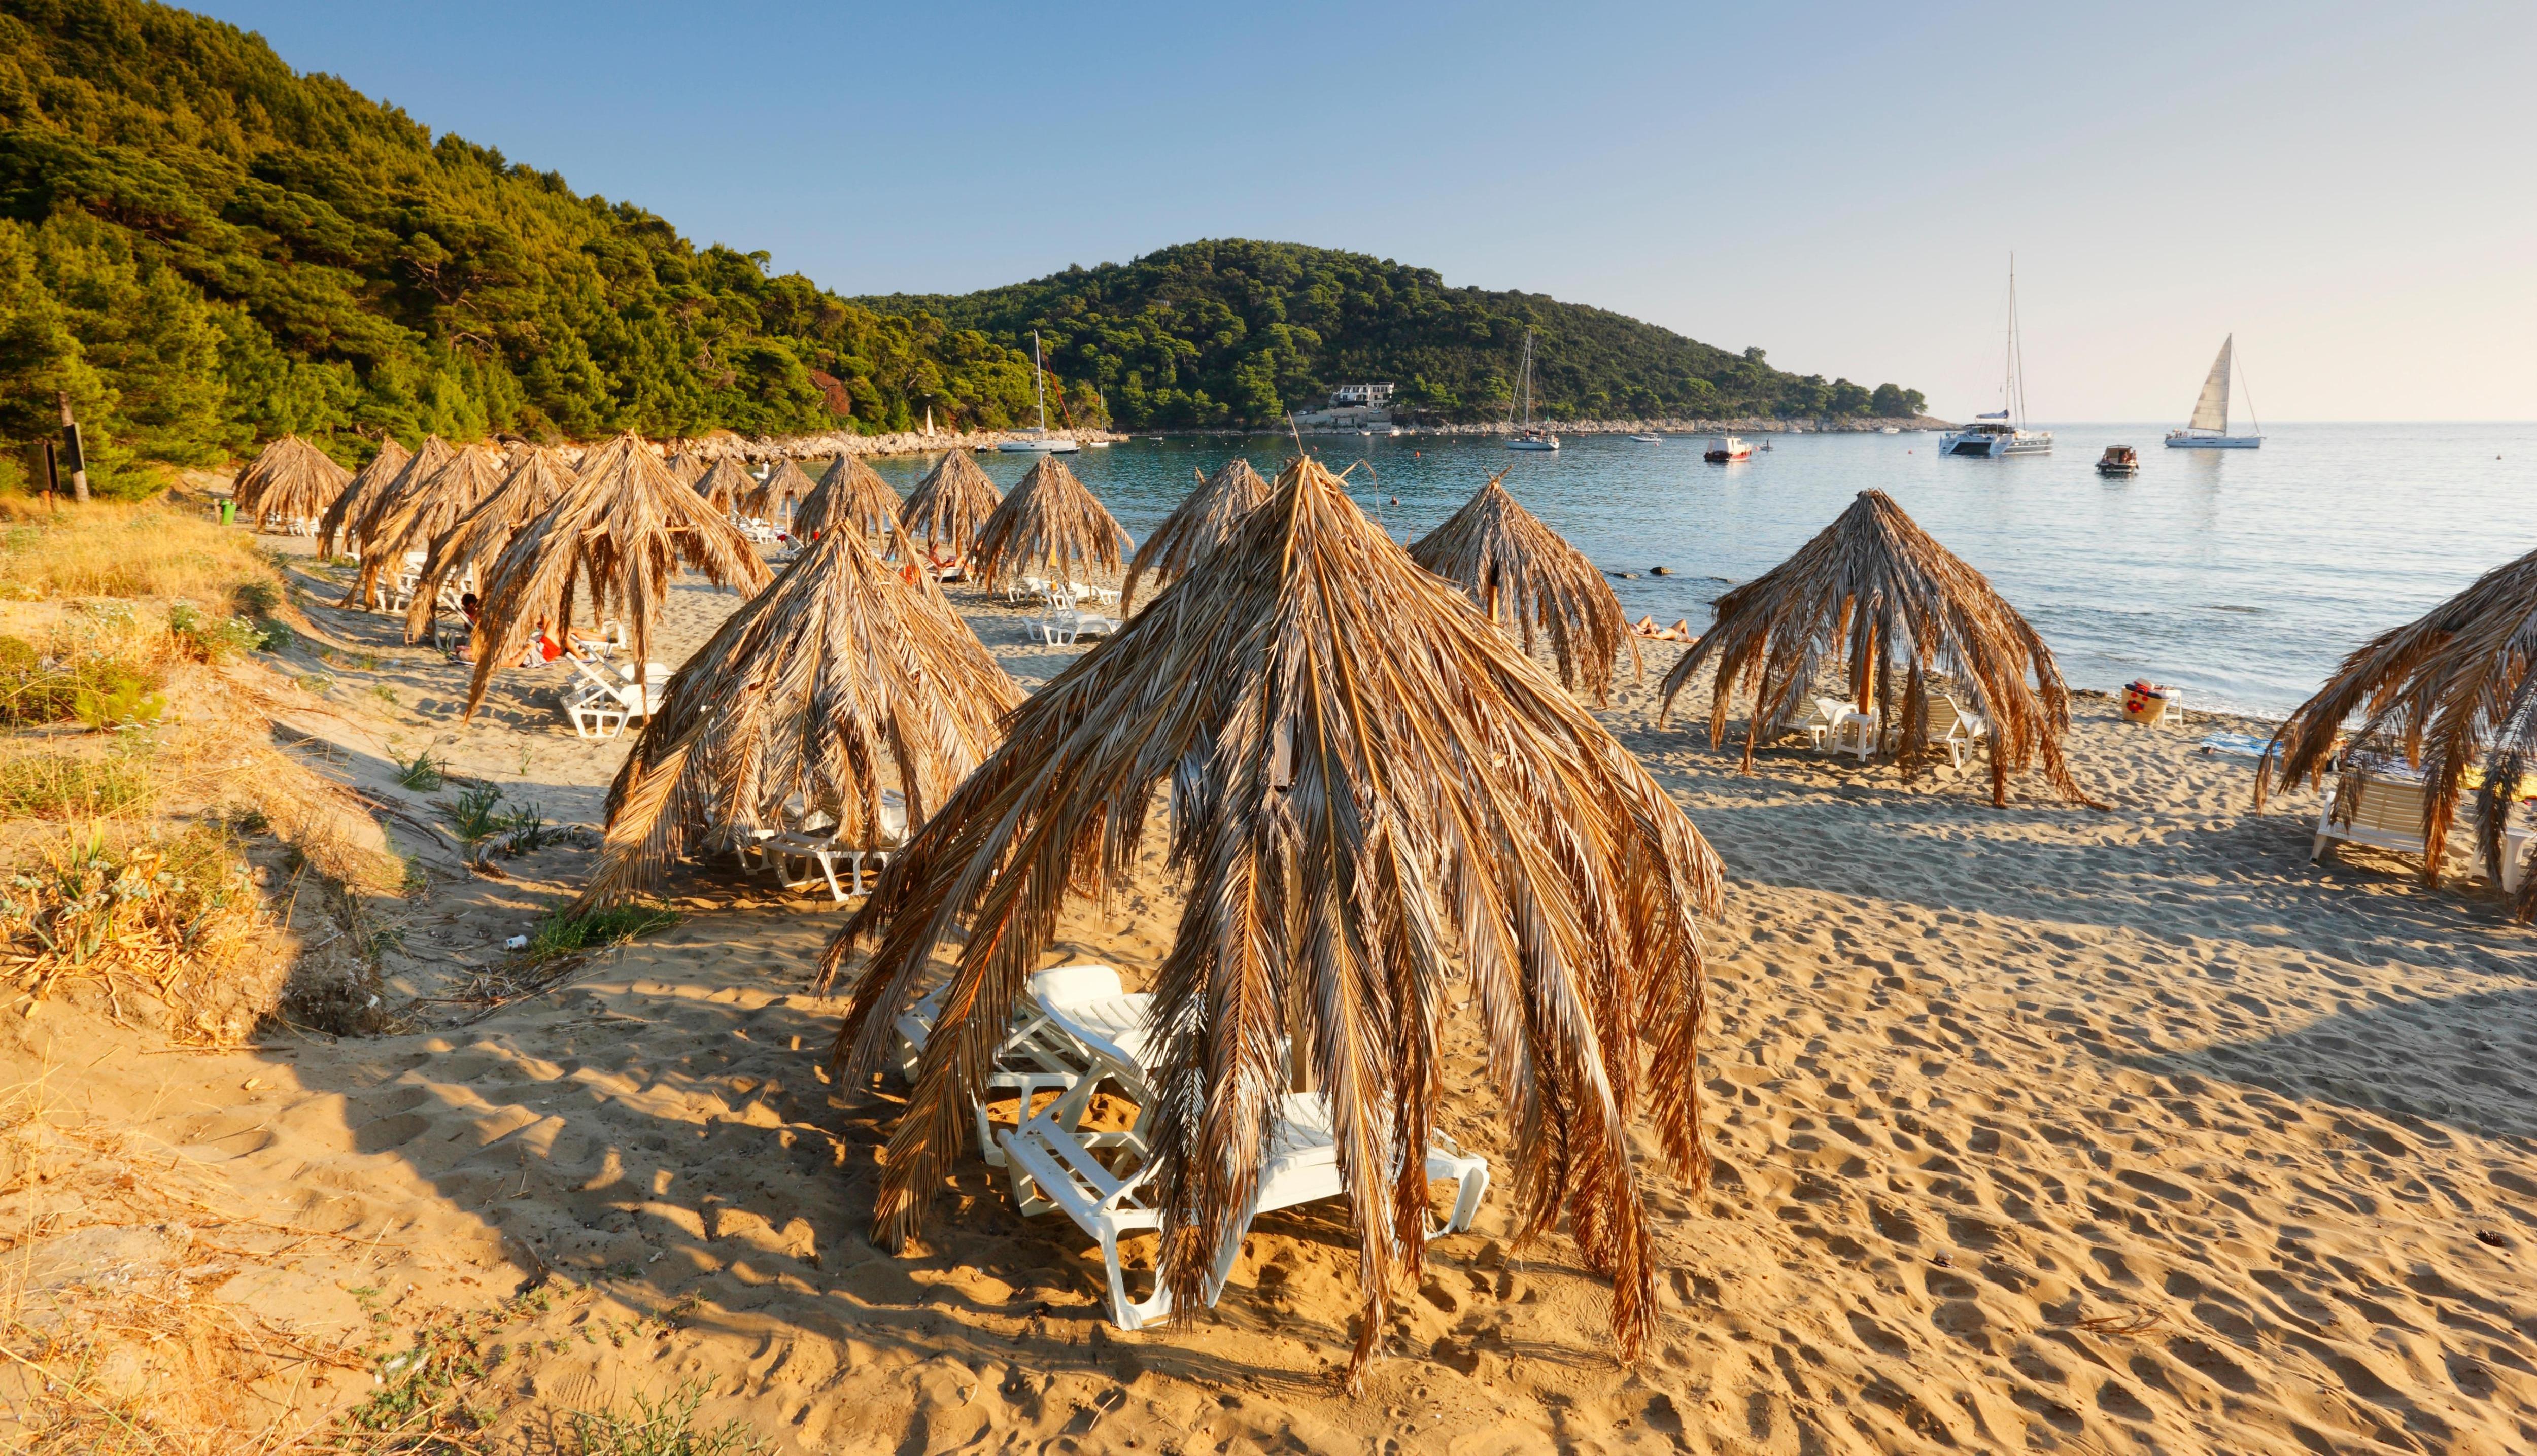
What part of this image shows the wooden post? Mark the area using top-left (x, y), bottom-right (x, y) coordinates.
top-left (39, 439), bottom-right (58, 501)
top-left (56, 391), bottom-right (88, 503)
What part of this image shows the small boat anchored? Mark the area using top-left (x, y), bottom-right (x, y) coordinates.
top-left (2164, 335), bottom-right (2263, 449)
top-left (1504, 331), bottom-right (1559, 452)
top-left (1630, 432), bottom-right (1663, 443)
top-left (997, 331), bottom-right (1080, 453)
top-left (1703, 435), bottom-right (1752, 463)
top-left (2096, 445), bottom-right (2140, 476)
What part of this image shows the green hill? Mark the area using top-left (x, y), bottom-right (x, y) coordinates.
top-left (862, 240), bottom-right (1922, 431)
top-left (0, 0), bottom-right (1920, 494)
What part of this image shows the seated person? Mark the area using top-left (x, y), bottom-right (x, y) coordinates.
top-left (447, 593), bottom-right (483, 664)
top-left (516, 616), bottom-right (564, 669)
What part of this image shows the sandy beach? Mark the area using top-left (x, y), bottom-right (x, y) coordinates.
top-left (7, 539), bottom-right (2535, 1455)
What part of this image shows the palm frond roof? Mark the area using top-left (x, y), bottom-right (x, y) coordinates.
top-left (820, 455), bottom-right (1722, 1386)
top-left (461, 432), bottom-right (772, 718)
top-left (231, 434), bottom-right (351, 527)
top-left (1658, 488), bottom-right (2093, 806)
top-left (970, 454), bottom-right (1130, 588)
top-left (899, 449), bottom-right (1003, 556)
top-left (741, 457), bottom-right (819, 520)
top-left (794, 453), bottom-right (904, 539)
top-left (399, 446), bottom-right (574, 642)
top-left (1122, 457), bottom-right (1270, 613)
top-left (1409, 469), bottom-right (1637, 704)
top-left (577, 524), bottom-right (1022, 910)
top-left (316, 435), bottom-right (415, 558)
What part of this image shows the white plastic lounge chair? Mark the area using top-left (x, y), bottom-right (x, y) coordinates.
top-left (2312, 769), bottom-right (2429, 868)
top-left (1799, 697), bottom-right (1878, 761)
top-left (1927, 691), bottom-right (1990, 771)
top-left (769, 791), bottom-right (907, 899)
top-left (1027, 614), bottom-right (1078, 646)
top-left (997, 1085), bottom-right (1489, 1331)
top-left (562, 658), bottom-right (671, 740)
top-left (891, 963), bottom-right (1145, 1165)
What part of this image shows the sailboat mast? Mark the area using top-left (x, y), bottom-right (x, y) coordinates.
top-left (1032, 330), bottom-right (1049, 434)
top-left (2007, 256), bottom-right (2027, 429)
top-left (1521, 331), bottom-right (1534, 429)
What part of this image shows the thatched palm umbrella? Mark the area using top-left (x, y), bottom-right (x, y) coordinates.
top-left (1410, 469), bottom-right (1638, 705)
top-left (794, 453), bottom-right (904, 540)
top-left (899, 450), bottom-right (1003, 558)
top-left (2256, 546), bottom-right (2537, 895)
top-left (349, 443), bottom-right (506, 611)
top-left (664, 449), bottom-right (707, 487)
top-left (740, 458), bottom-right (818, 522)
top-left (693, 457), bottom-right (755, 517)
top-left (330, 436), bottom-right (454, 605)
top-left (231, 434), bottom-right (352, 531)
top-left (316, 436), bottom-right (413, 558)
top-left (1659, 489), bottom-right (2092, 807)
top-left (575, 524), bottom-right (1022, 910)
top-left (461, 433), bottom-right (772, 717)
top-left (399, 447), bottom-right (574, 644)
top-left (821, 456), bottom-right (1723, 1386)
top-left (970, 454), bottom-right (1130, 591)
top-left (1121, 458), bottom-right (1270, 613)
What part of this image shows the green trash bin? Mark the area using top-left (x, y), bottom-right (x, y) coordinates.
top-left (218, 497), bottom-right (236, 525)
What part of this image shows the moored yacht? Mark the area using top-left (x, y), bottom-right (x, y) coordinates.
top-left (997, 331), bottom-right (1081, 453)
top-left (1941, 259), bottom-right (2051, 458)
top-left (1503, 331), bottom-right (1559, 452)
top-left (1703, 435), bottom-right (1752, 462)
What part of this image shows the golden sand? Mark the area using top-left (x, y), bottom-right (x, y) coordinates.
top-left (5, 543), bottom-right (2533, 1453)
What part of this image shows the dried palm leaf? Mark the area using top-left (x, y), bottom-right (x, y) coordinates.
top-left (2258, 545), bottom-right (2537, 896)
top-left (970, 454), bottom-right (1130, 591)
top-left (1659, 489), bottom-right (2095, 807)
top-left (577, 522), bottom-right (1021, 910)
top-left (460, 432), bottom-right (773, 717)
top-left (741, 458), bottom-right (819, 522)
top-left (794, 454), bottom-right (904, 540)
top-left (693, 457), bottom-right (756, 516)
top-left (399, 447), bottom-right (574, 643)
top-left (316, 436), bottom-right (412, 558)
top-left (1410, 469), bottom-right (1639, 704)
top-left (230, 435), bottom-right (352, 531)
top-left (349, 442), bottom-right (506, 612)
top-left (1122, 458), bottom-right (1271, 614)
top-left (820, 456), bottom-right (1723, 1389)
top-left (899, 450), bottom-right (1003, 557)
top-left (664, 449), bottom-right (707, 486)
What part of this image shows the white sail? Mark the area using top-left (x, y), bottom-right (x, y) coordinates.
top-left (2189, 336), bottom-right (2233, 434)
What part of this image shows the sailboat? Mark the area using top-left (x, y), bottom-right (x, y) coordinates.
top-left (1504, 331), bottom-right (1559, 452)
top-left (997, 331), bottom-right (1080, 453)
top-left (1939, 259), bottom-right (2052, 458)
top-left (2164, 335), bottom-right (2262, 449)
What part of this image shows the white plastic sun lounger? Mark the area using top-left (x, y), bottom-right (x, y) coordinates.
top-left (2312, 769), bottom-right (2430, 868)
top-left (562, 658), bottom-right (672, 740)
top-left (996, 970), bottom-right (1488, 1331)
top-left (1928, 691), bottom-right (1990, 771)
top-left (769, 791), bottom-right (907, 900)
top-left (890, 964), bottom-right (1152, 1166)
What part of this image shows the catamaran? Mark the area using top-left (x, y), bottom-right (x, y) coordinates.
top-left (1940, 260), bottom-right (2051, 458)
top-left (1505, 331), bottom-right (1559, 452)
top-left (2164, 335), bottom-right (2262, 449)
top-left (997, 331), bottom-right (1080, 453)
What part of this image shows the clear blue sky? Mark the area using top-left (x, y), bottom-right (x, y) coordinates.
top-left (198, 1), bottom-right (2534, 421)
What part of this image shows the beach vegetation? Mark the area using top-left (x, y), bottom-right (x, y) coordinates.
top-left (526, 902), bottom-right (678, 963)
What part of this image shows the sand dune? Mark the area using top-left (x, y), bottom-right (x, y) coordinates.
top-left (6, 548), bottom-right (2535, 1453)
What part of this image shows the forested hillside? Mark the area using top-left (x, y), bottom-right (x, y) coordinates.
top-left (860, 239), bottom-right (1926, 431)
top-left (0, 0), bottom-right (1919, 494)
top-left (0, 0), bottom-right (1081, 492)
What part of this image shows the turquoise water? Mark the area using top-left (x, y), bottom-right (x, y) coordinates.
top-left (862, 424), bottom-right (2537, 717)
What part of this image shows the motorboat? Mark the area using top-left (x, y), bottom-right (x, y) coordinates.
top-left (1703, 435), bottom-right (1752, 462)
top-left (1630, 432), bottom-right (1663, 443)
top-left (2164, 335), bottom-right (2263, 448)
top-left (1503, 331), bottom-right (1560, 452)
top-left (2096, 445), bottom-right (2140, 476)
top-left (997, 331), bottom-right (1081, 453)
top-left (1940, 259), bottom-right (2052, 458)
top-left (1881, 425), bottom-right (1902, 435)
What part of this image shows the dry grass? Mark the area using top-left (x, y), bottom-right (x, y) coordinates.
top-left (0, 499), bottom-right (293, 608)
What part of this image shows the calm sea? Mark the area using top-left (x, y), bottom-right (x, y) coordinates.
top-left (863, 423), bottom-right (2537, 718)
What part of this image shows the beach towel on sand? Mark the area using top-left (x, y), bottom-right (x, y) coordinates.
top-left (2198, 732), bottom-right (2271, 759)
